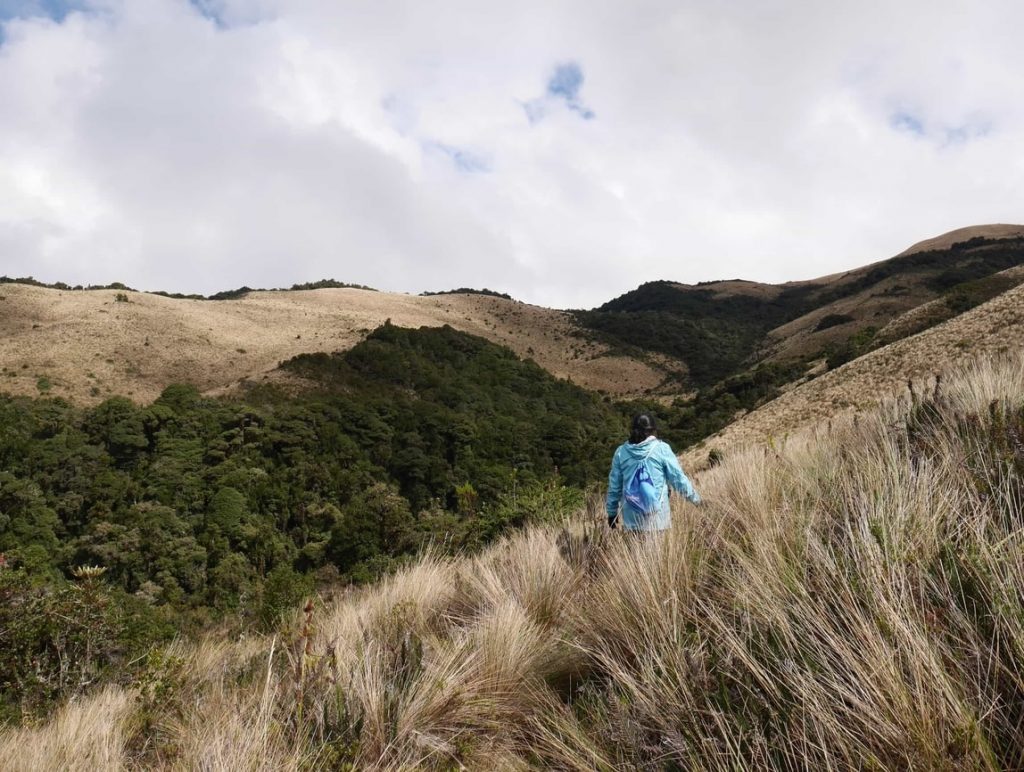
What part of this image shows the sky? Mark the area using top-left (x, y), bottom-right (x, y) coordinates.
top-left (0, 0), bottom-right (1022, 309)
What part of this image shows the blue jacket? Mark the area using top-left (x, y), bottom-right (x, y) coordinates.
top-left (606, 437), bottom-right (700, 531)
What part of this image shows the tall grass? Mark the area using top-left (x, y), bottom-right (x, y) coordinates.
top-left (4, 353), bottom-right (1024, 769)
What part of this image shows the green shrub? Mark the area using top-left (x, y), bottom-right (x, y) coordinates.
top-left (814, 313), bottom-right (855, 331)
top-left (826, 326), bottom-right (878, 370)
top-left (0, 562), bottom-right (166, 723)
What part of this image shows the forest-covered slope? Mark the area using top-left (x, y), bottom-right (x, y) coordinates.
top-left (0, 324), bottom-right (622, 721)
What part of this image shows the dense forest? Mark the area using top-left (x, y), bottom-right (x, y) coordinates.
top-left (0, 324), bottom-right (623, 720)
top-left (574, 280), bottom-right (816, 385)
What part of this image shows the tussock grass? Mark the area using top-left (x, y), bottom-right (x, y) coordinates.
top-left (0, 687), bottom-right (133, 771)
top-left (5, 352), bottom-right (1024, 769)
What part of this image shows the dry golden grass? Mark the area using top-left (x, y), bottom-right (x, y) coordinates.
top-left (0, 688), bottom-right (134, 772)
top-left (896, 223), bottom-right (1024, 256)
top-left (758, 224), bottom-right (1024, 363)
top-left (668, 278), bottom-right (786, 301)
top-left (687, 278), bottom-right (1024, 467)
top-left (874, 264), bottom-right (1024, 347)
top-left (4, 225), bottom-right (1021, 411)
top-left (0, 284), bottom-right (676, 404)
top-left (7, 351), bottom-right (1024, 769)
top-left (760, 274), bottom-right (935, 363)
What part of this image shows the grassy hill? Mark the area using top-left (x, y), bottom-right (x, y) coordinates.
top-left (4, 351), bottom-right (1024, 769)
top-left (3, 225), bottom-right (1022, 413)
top-left (684, 270), bottom-right (1024, 467)
top-left (0, 283), bottom-right (681, 405)
top-left (577, 226), bottom-right (1024, 389)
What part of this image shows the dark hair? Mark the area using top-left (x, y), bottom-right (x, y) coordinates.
top-left (629, 413), bottom-right (657, 444)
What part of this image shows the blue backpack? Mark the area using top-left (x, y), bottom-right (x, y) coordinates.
top-left (624, 459), bottom-right (660, 515)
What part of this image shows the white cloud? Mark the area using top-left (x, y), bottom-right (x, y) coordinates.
top-left (1, 0), bottom-right (1023, 307)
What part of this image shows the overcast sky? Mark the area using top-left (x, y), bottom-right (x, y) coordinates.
top-left (0, 0), bottom-right (1022, 308)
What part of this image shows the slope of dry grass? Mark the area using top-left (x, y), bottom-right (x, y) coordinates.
top-left (758, 273), bottom-right (935, 363)
top-left (873, 264), bottom-right (1024, 347)
top-left (896, 223), bottom-right (1024, 256)
top-left (758, 224), bottom-right (1024, 362)
top-left (687, 279), bottom-right (1024, 467)
top-left (5, 351), bottom-right (1024, 769)
top-left (0, 284), bottom-right (677, 404)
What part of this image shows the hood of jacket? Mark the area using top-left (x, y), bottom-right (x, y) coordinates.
top-left (622, 437), bottom-right (659, 461)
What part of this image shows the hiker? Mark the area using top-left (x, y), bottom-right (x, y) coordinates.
top-left (606, 413), bottom-right (701, 531)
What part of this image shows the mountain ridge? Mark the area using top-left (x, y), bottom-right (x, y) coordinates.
top-left (1, 223), bottom-right (1022, 410)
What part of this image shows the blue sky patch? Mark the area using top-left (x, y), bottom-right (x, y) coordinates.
top-left (0, 0), bottom-right (86, 22)
top-left (425, 142), bottom-right (490, 174)
top-left (188, 0), bottom-right (228, 28)
top-left (890, 110), bottom-right (925, 136)
top-left (548, 62), bottom-right (584, 101)
top-left (889, 107), bottom-right (993, 148)
top-left (525, 60), bottom-right (595, 123)
top-left (943, 120), bottom-right (991, 146)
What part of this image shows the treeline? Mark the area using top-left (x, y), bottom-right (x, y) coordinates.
top-left (0, 277), bottom-right (136, 292)
top-left (421, 288), bottom-right (514, 300)
top-left (575, 280), bottom-right (820, 387)
top-left (623, 360), bottom-right (809, 453)
top-left (0, 277), bottom-right (377, 300)
top-left (0, 324), bottom-right (621, 720)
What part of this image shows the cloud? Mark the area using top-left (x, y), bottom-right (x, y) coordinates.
top-left (1, 0), bottom-right (1023, 309)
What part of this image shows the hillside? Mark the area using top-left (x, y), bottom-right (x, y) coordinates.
top-left (0, 324), bottom-right (622, 690)
top-left (684, 274), bottom-right (1024, 467)
top-left (5, 351), bottom-right (1024, 769)
top-left (895, 223), bottom-right (1024, 255)
top-left (2, 225), bottom-right (1023, 411)
top-left (5, 225), bottom-right (1024, 766)
top-left (0, 284), bottom-right (681, 404)
top-left (579, 225), bottom-right (1024, 386)
top-left (758, 229), bottom-right (1024, 363)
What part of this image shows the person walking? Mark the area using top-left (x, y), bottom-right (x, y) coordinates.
top-left (606, 413), bottom-right (701, 531)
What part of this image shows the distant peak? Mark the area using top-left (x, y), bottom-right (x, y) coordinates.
top-left (897, 224), bottom-right (1024, 257)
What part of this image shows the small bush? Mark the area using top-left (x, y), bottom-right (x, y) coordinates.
top-left (0, 562), bottom-right (165, 723)
top-left (826, 326), bottom-right (877, 370)
top-left (814, 313), bottom-right (855, 331)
